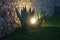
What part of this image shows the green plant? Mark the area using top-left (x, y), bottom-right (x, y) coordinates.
top-left (16, 7), bottom-right (49, 32)
top-left (16, 7), bottom-right (35, 32)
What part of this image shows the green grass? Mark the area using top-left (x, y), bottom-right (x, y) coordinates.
top-left (42, 14), bottom-right (60, 26)
top-left (3, 27), bottom-right (60, 40)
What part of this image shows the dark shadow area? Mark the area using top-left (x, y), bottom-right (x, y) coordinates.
top-left (2, 27), bottom-right (60, 40)
top-left (55, 6), bottom-right (60, 14)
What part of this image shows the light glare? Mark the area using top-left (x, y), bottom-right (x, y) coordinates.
top-left (30, 18), bottom-right (37, 24)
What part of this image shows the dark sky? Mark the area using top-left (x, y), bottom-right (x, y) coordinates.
top-left (56, 0), bottom-right (60, 7)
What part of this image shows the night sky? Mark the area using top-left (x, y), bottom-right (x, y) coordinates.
top-left (56, 0), bottom-right (60, 7)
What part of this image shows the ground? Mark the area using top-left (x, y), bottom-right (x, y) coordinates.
top-left (42, 14), bottom-right (60, 26)
top-left (3, 27), bottom-right (60, 40)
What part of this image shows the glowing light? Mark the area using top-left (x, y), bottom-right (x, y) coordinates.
top-left (30, 18), bottom-right (37, 24)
